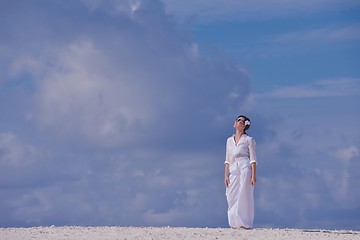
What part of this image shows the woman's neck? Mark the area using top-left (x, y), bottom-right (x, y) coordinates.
top-left (234, 130), bottom-right (245, 143)
top-left (235, 130), bottom-right (245, 137)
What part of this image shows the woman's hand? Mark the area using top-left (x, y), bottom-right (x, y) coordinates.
top-left (224, 176), bottom-right (230, 188)
top-left (251, 176), bottom-right (256, 186)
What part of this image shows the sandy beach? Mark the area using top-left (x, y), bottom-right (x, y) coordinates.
top-left (0, 226), bottom-right (359, 240)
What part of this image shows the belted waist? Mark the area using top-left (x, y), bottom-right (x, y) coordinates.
top-left (234, 157), bottom-right (250, 169)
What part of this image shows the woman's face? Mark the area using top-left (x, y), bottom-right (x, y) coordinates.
top-left (234, 117), bottom-right (246, 130)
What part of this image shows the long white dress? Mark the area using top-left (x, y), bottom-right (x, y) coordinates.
top-left (225, 134), bottom-right (257, 229)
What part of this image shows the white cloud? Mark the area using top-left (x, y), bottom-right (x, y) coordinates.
top-left (25, 34), bottom-right (247, 146)
top-left (1, 0), bottom-right (359, 230)
top-left (331, 146), bottom-right (360, 205)
top-left (81, 0), bottom-right (143, 15)
top-left (0, 132), bottom-right (39, 167)
top-left (252, 93), bottom-right (360, 227)
top-left (257, 78), bottom-right (360, 99)
top-left (335, 146), bottom-right (359, 165)
top-left (143, 209), bottom-right (189, 225)
top-left (0, 0), bottom-right (250, 148)
top-left (30, 39), bottom-right (150, 146)
top-left (273, 24), bottom-right (360, 43)
top-left (163, 0), bottom-right (360, 21)
top-left (220, 23), bottom-right (360, 60)
top-left (0, 0), bottom-right (247, 228)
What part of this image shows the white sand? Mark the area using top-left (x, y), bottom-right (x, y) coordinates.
top-left (0, 226), bottom-right (359, 240)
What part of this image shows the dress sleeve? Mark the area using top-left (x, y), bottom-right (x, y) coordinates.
top-left (224, 138), bottom-right (230, 164)
top-left (248, 137), bottom-right (257, 164)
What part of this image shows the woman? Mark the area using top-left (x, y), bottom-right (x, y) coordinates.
top-left (224, 115), bottom-right (257, 229)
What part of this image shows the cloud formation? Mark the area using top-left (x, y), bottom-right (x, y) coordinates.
top-left (273, 24), bottom-right (360, 43)
top-left (1, 0), bottom-right (359, 230)
top-left (257, 78), bottom-right (360, 99)
top-left (163, 0), bottom-right (360, 21)
top-left (0, 0), bottom-right (249, 227)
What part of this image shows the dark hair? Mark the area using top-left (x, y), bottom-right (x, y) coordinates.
top-left (237, 115), bottom-right (251, 133)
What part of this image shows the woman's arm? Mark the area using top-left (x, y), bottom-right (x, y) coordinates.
top-left (248, 137), bottom-right (257, 186)
top-left (251, 163), bottom-right (256, 186)
top-left (224, 139), bottom-right (231, 188)
top-left (224, 163), bottom-right (230, 187)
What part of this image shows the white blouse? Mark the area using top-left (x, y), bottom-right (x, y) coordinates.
top-left (224, 134), bottom-right (257, 169)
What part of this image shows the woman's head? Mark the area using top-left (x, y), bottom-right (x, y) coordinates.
top-left (235, 115), bottom-right (251, 133)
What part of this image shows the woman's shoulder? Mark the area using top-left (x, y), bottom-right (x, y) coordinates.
top-left (227, 135), bottom-right (234, 141)
top-left (244, 134), bottom-right (255, 142)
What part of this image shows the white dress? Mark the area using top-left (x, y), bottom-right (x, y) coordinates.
top-left (225, 134), bottom-right (257, 229)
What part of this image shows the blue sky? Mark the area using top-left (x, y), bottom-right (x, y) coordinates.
top-left (0, 0), bottom-right (359, 230)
